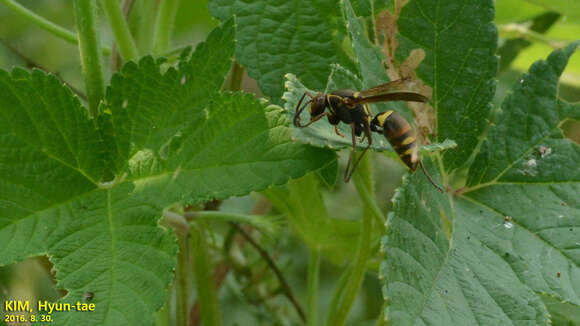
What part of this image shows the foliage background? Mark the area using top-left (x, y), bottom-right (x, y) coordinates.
top-left (0, 0), bottom-right (578, 325)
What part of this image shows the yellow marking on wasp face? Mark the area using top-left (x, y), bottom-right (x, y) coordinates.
top-left (353, 92), bottom-right (360, 98)
top-left (377, 110), bottom-right (394, 126)
top-left (401, 136), bottom-right (416, 146)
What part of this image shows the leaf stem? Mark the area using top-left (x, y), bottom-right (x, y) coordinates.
top-left (191, 223), bottom-right (222, 326)
top-left (325, 266), bottom-right (352, 325)
top-left (176, 230), bottom-right (191, 326)
top-left (132, 0), bottom-right (157, 53)
top-left (330, 154), bottom-right (375, 326)
top-left (152, 0), bottom-right (180, 55)
top-left (1, 0), bottom-right (111, 55)
top-left (101, 0), bottom-right (139, 61)
top-left (73, 0), bottom-right (105, 117)
top-left (307, 247), bottom-right (321, 326)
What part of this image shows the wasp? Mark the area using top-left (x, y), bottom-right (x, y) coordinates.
top-left (293, 79), bottom-right (443, 191)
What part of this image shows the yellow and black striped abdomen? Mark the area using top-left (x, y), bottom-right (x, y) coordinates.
top-left (375, 111), bottom-right (419, 171)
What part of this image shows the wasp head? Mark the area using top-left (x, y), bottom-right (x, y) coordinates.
top-left (309, 94), bottom-right (326, 117)
top-left (294, 92), bottom-right (326, 127)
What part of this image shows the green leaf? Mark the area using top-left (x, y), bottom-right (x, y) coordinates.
top-left (342, 0), bottom-right (413, 121)
top-left (101, 18), bottom-right (236, 175)
top-left (0, 19), bottom-right (334, 326)
top-left (495, 0), bottom-right (547, 24)
top-left (382, 44), bottom-right (580, 325)
top-left (139, 94), bottom-right (336, 203)
top-left (539, 294), bottom-right (580, 325)
top-left (209, 0), bottom-right (338, 103)
top-left (0, 69), bottom-right (177, 326)
top-left (342, 0), bottom-right (388, 89)
top-left (263, 174), bottom-right (361, 264)
top-left (316, 158), bottom-right (339, 188)
top-left (468, 42), bottom-right (579, 186)
top-left (396, 0), bottom-right (498, 171)
top-left (419, 138), bottom-right (457, 154)
top-left (524, 0), bottom-right (580, 21)
top-left (497, 12), bottom-right (561, 73)
top-left (382, 160), bottom-right (550, 325)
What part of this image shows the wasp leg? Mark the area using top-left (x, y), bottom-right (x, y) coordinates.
top-left (418, 160), bottom-right (445, 193)
top-left (345, 122), bottom-right (373, 182)
top-left (334, 125), bottom-right (344, 137)
top-left (298, 112), bottom-right (331, 128)
top-left (344, 123), bottom-right (358, 182)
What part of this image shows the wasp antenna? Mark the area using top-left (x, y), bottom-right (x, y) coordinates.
top-left (419, 160), bottom-right (445, 193)
top-left (293, 92), bottom-right (313, 127)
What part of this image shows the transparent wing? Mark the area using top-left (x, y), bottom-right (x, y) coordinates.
top-left (350, 91), bottom-right (429, 105)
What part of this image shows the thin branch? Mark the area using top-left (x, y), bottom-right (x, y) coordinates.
top-left (0, 0), bottom-right (111, 55)
top-left (230, 222), bottom-right (306, 323)
top-left (111, 0), bottom-right (136, 72)
top-left (0, 39), bottom-right (87, 101)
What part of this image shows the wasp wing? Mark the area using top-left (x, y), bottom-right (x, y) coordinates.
top-left (350, 91), bottom-right (429, 105)
top-left (357, 78), bottom-right (420, 97)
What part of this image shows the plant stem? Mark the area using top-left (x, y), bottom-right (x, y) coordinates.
top-left (330, 154), bottom-right (375, 326)
top-left (101, 0), bottom-right (138, 61)
top-left (307, 247), bottom-right (321, 326)
top-left (152, 0), bottom-right (180, 55)
top-left (1, 0), bottom-right (111, 55)
top-left (325, 266), bottom-right (352, 325)
top-left (176, 229), bottom-right (191, 326)
top-left (191, 224), bottom-right (222, 326)
top-left (132, 0), bottom-right (157, 53)
top-left (354, 161), bottom-right (386, 230)
top-left (73, 0), bottom-right (105, 117)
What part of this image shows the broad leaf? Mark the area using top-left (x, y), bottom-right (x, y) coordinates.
top-left (209, 0), bottom-right (338, 103)
top-left (524, 0), bottom-right (580, 21)
top-left (0, 19), bottom-right (334, 326)
top-left (381, 43), bottom-right (580, 325)
top-left (264, 174), bottom-right (361, 264)
top-left (100, 18), bottom-right (236, 175)
top-left (396, 0), bottom-right (498, 171)
top-left (0, 68), bottom-right (178, 326)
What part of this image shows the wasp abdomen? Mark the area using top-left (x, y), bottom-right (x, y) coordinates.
top-left (374, 111), bottom-right (419, 171)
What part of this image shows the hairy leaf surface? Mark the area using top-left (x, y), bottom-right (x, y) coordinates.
top-left (209, 0), bottom-right (338, 103)
top-left (0, 19), bottom-right (333, 326)
top-left (396, 0), bottom-right (498, 171)
top-left (382, 43), bottom-right (580, 325)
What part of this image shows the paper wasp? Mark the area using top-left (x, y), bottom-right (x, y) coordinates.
top-left (293, 78), bottom-right (443, 191)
